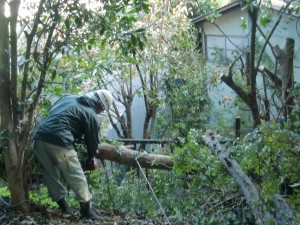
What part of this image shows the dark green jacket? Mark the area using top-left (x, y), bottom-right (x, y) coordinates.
top-left (33, 94), bottom-right (100, 158)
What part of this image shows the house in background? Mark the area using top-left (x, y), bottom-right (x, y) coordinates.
top-left (191, 0), bottom-right (300, 132)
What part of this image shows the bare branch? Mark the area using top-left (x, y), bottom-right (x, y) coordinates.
top-left (21, 0), bottom-right (46, 103)
top-left (256, 1), bottom-right (292, 67)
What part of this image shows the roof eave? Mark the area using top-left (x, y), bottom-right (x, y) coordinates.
top-left (191, 1), bottom-right (243, 25)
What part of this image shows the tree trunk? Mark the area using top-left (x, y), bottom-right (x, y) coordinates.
top-left (97, 143), bottom-right (173, 170)
top-left (0, 0), bottom-right (30, 212)
top-left (274, 38), bottom-right (295, 117)
top-left (4, 163), bottom-right (29, 212)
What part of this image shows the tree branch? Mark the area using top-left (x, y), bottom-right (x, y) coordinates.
top-left (256, 1), bottom-right (292, 68)
top-left (18, 0), bottom-right (60, 164)
top-left (9, 0), bottom-right (20, 129)
top-left (220, 73), bottom-right (250, 107)
top-left (258, 65), bottom-right (282, 87)
top-left (21, 0), bottom-right (46, 103)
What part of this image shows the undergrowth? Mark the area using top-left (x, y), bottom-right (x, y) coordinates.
top-left (84, 162), bottom-right (254, 224)
top-left (0, 164), bottom-right (255, 224)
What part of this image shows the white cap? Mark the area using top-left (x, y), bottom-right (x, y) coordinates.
top-left (86, 89), bottom-right (113, 111)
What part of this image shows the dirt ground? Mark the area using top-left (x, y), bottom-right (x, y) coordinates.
top-left (0, 205), bottom-right (167, 225)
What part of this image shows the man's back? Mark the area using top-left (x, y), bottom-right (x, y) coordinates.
top-left (33, 95), bottom-right (99, 150)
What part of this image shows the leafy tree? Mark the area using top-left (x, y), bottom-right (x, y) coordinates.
top-left (0, 0), bottom-right (149, 212)
top-left (56, 0), bottom-right (212, 144)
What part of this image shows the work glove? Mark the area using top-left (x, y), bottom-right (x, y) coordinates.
top-left (81, 157), bottom-right (98, 171)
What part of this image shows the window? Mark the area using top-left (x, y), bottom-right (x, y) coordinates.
top-left (205, 35), bottom-right (248, 63)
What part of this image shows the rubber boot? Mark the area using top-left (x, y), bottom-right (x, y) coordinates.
top-left (56, 198), bottom-right (75, 214)
top-left (80, 201), bottom-right (102, 220)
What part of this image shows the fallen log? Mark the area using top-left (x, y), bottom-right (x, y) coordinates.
top-left (202, 129), bottom-right (295, 225)
top-left (96, 143), bottom-right (174, 170)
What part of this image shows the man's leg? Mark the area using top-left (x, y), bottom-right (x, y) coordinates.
top-left (34, 140), bottom-right (74, 214)
top-left (57, 149), bottom-right (91, 202)
top-left (35, 140), bottom-right (101, 219)
top-left (34, 140), bottom-right (68, 201)
top-left (58, 148), bottom-right (102, 220)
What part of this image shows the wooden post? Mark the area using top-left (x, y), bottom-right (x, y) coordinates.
top-left (235, 117), bottom-right (241, 138)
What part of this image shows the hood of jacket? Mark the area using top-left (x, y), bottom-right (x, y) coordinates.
top-left (77, 95), bottom-right (97, 111)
